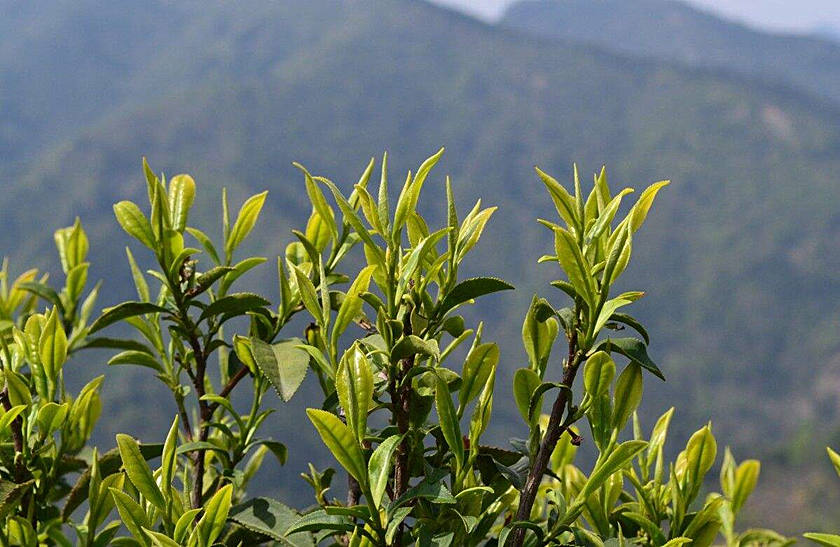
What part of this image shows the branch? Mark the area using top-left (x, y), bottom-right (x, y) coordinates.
top-left (216, 365), bottom-right (250, 401)
top-left (0, 388), bottom-right (26, 482)
top-left (509, 337), bottom-right (583, 547)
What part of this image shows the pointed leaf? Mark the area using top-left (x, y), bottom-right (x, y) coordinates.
top-left (580, 440), bottom-right (647, 499)
top-left (89, 302), bottom-right (168, 334)
top-left (226, 191), bottom-right (268, 259)
top-left (199, 292), bottom-right (270, 322)
top-left (459, 343), bottom-right (498, 410)
top-left (599, 337), bottom-right (664, 380)
top-left (335, 345), bottom-right (373, 442)
top-left (435, 375), bottom-right (464, 470)
top-left (307, 409), bottom-right (367, 485)
top-left (196, 484), bottom-right (233, 547)
top-left (438, 277), bottom-right (514, 317)
top-left (114, 201), bottom-right (156, 249)
top-left (369, 435), bottom-right (401, 509)
top-left (116, 434), bottom-right (166, 510)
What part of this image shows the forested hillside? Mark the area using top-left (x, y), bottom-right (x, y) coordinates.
top-left (3, 0), bottom-right (840, 529)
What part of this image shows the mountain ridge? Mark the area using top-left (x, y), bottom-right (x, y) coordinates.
top-left (502, 0), bottom-right (840, 106)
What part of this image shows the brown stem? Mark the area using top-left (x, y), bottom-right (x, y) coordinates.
top-left (0, 388), bottom-right (26, 482)
top-left (347, 438), bottom-right (369, 507)
top-left (393, 355), bottom-right (413, 498)
top-left (185, 333), bottom-right (210, 509)
top-left (509, 338), bottom-right (583, 547)
top-left (216, 365), bottom-right (250, 401)
top-left (175, 395), bottom-right (194, 442)
top-left (387, 307), bottom-right (415, 546)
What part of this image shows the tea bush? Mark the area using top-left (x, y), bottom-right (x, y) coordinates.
top-left (0, 150), bottom-right (822, 546)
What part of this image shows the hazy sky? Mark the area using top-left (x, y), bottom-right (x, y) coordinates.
top-left (432, 0), bottom-right (840, 32)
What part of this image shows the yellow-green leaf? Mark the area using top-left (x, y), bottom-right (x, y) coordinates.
top-left (335, 345), bottom-right (373, 442)
top-left (307, 409), bottom-right (367, 485)
top-left (114, 201), bottom-right (156, 250)
top-left (583, 351), bottom-right (615, 398)
top-left (116, 434), bottom-right (166, 510)
top-left (368, 435), bottom-right (401, 509)
top-left (226, 191), bottom-right (268, 260)
top-left (39, 307), bottom-right (67, 382)
top-left (168, 174), bottom-right (196, 233)
top-left (612, 363), bottom-right (643, 431)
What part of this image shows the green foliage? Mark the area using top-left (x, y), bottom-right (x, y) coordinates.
top-left (0, 151), bottom-right (824, 546)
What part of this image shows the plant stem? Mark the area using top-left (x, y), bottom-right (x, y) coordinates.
top-left (0, 388), bottom-right (26, 482)
top-left (388, 307), bottom-right (415, 546)
top-left (509, 337), bottom-right (583, 547)
top-left (216, 365), bottom-right (249, 401)
top-left (184, 330), bottom-right (210, 509)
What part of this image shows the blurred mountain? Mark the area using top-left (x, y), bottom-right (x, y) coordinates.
top-left (501, 0), bottom-right (840, 104)
top-left (3, 0), bottom-right (840, 530)
top-left (813, 24), bottom-right (840, 44)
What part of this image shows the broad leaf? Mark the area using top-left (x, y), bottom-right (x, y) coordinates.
top-left (228, 497), bottom-right (314, 546)
top-left (612, 363), bottom-right (643, 431)
top-left (583, 351), bottom-right (615, 398)
top-left (391, 335), bottom-right (439, 363)
top-left (513, 368), bottom-right (541, 424)
top-left (114, 201), bottom-right (156, 249)
top-left (252, 338), bottom-right (309, 402)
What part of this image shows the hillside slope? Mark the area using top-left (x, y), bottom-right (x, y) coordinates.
top-left (502, 0), bottom-right (840, 104)
top-left (3, 0), bottom-right (840, 528)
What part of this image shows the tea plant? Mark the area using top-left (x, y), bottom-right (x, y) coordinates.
top-left (281, 150), bottom-right (514, 545)
top-left (0, 151), bottom-right (817, 546)
top-left (0, 220), bottom-right (110, 545)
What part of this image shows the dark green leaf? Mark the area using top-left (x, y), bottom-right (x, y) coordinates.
top-left (609, 313), bottom-right (650, 344)
top-left (438, 277), bottom-right (513, 317)
top-left (286, 509), bottom-right (353, 535)
top-left (81, 337), bottom-right (154, 354)
top-left (391, 335), bottom-right (440, 363)
top-left (199, 292), bottom-right (270, 322)
top-left (228, 497), bottom-right (314, 546)
top-left (0, 480), bottom-right (34, 520)
top-left (598, 337), bottom-right (664, 380)
top-left (108, 350), bottom-right (163, 372)
top-left (188, 266), bottom-right (235, 298)
top-left (252, 338), bottom-right (309, 402)
top-left (89, 302), bottom-right (169, 334)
